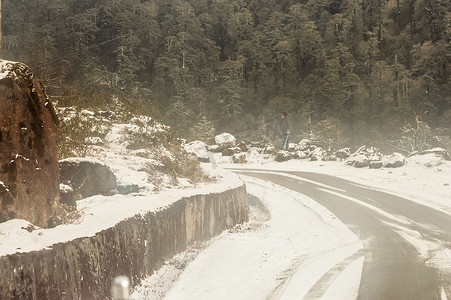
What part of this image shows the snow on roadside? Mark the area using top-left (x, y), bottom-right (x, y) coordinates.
top-left (132, 176), bottom-right (363, 300)
top-left (0, 166), bottom-right (241, 257)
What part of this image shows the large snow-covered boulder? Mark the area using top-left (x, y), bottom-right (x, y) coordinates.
top-left (185, 141), bottom-right (208, 158)
top-left (215, 133), bottom-right (236, 148)
top-left (382, 152), bottom-right (405, 168)
top-left (59, 158), bottom-right (117, 198)
top-left (346, 154), bottom-right (370, 168)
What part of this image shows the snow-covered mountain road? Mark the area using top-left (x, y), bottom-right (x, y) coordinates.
top-left (237, 170), bottom-right (451, 300)
top-left (132, 168), bottom-right (451, 299)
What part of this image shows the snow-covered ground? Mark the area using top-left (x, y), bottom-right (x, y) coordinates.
top-left (131, 154), bottom-right (451, 299)
top-left (0, 107), bottom-right (449, 298)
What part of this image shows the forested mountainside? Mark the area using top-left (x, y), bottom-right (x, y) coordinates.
top-left (2, 0), bottom-right (450, 151)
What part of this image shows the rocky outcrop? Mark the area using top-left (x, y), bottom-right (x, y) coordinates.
top-left (59, 158), bottom-right (117, 198)
top-left (0, 184), bottom-right (248, 300)
top-left (0, 61), bottom-right (60, 228)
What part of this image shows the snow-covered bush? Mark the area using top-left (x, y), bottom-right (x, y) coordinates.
top-left (57, 108), bottom-right (111, 158)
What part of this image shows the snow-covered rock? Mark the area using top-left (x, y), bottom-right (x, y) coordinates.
top-left (309, 147), bottom-right (327, 161)
top-left (233, 153), bottom-right (247, 164)
top-left (237, 142), bottom-right (249, 153)
top-left (207, 145), bottom-right (222, 153)
top-left (346, 154), bottom-right (370, 168)
top-left (59, 157), bottom-right (117, 197)
top-left (263, 144), bottom-right (275, 154)
top-left (382, 152), bottom-right (405, 168)
top-left (59, 184), bottom-right (77, 207)
top-left (335, 148), bottom-right (351, 159)
top-left (294, 151), bottom-right (308, 160)
top-left (185, 141), bottom-right (208, 156)
top-left (185, 141), bottom-right (210, 161)
top-left (275, 151), bottom-right (292, 162)
top-left (296, 139), bottom-right (311, 151)
top-left (215, 133), bottom-right (236, 148)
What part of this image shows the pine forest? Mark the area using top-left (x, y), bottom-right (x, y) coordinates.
top-left (2, 0), bottom-right (450, 152)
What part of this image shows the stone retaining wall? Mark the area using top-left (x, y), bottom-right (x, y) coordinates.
top-left (0, 184), bottom-right (248, 299)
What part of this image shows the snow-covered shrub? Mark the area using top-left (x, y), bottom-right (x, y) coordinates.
top-left (153, 147), bottom-right (209, 185)
top-left (57, 108), bottom-right (111, 158)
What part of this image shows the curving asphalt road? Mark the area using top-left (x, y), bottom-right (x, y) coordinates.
top-left (234, 169), bottom-right (451, 300)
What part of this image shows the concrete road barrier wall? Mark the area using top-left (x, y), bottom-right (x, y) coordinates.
top-left (0, 184), bottom-right (248, 299)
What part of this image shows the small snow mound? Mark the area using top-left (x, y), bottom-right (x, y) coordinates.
top-left (185, 141), bottom-right (208, 155)
top-left (0, 219), bottom-right (41, 235)
top-left (408, 153), bottom-right (444, 167)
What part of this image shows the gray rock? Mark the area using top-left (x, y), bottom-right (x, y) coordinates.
top-left (296, 139), bottom-right (311, 151)
top-left (59, 184), bottom-right (77, 207)
top-left (263, 144), bottom-right (275, 154)
top-left (222, 148), bottom-right (235, 156)
top-left (382, 153), bottom-right (405, 168)
top-left (369, 161), bottom-right (383, 169)
top-left (117, 184), bottom-right (140, 195)
top-left (336, 148), bottom-right (351, 159)
top-left (233, 154), bottom-right (247, 164)
top-left (237, 142), bottom-right (249, 153)
top-left (347, 154), bottom-right (369, 168)
top-left (60, 158), bottom-right (117, 198)
top-left (207, 145), bottom-right (222, 153)
top-left (275, 151), bottom-right (292, 162)
top-left (294, 151), bottom-right (308, 159)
